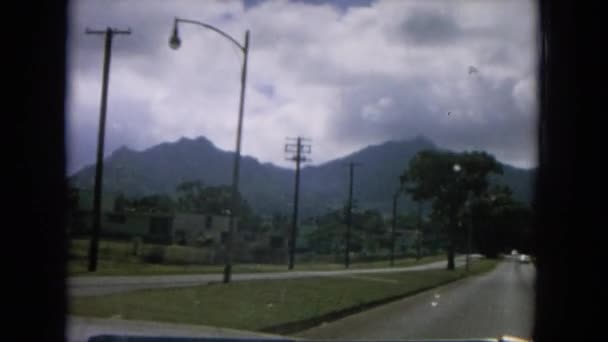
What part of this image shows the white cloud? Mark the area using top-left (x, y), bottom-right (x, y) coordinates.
top-left (66, 0), bottom-right (538, 173)
top-left (513, 77), bottom-right (538, 115)
top-left (361, 96), bottom-right (394, 121)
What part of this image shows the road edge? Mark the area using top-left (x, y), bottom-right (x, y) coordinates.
top-left (260, 259), bottom-right (498, 335)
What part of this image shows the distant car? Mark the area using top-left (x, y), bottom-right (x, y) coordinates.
top-left (519, 254), bottom-right (531, 264)
top-left (511, 249), bottom-right (518, 256)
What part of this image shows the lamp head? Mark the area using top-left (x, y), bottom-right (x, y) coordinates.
top-left (169, 20), bottom-right (181, 50)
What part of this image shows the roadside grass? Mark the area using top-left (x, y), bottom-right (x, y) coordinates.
top-left (70, 259), bottom-right (498, 332)
top-left (68, 239), bottom-right (446, 276)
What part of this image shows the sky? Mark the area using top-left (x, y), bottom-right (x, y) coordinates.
top-left (66, 0), bottom-right (539, 174)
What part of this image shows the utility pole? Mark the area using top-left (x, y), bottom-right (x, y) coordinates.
top-left (344, 162), bottom-right (360, 268)
top-left (416, 201), bottom-right (422, 261)
top-left (285, 137), bottom-right (311, 270)
top-left (466, 194), bottom-right (473, 272)
top-left (86, 27), bottom-right (131, 272)
top-left (390, 188), bottom-right (401, 266)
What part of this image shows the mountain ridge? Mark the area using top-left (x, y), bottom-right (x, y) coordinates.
top-left (69, 135), bottom-right (535, 217)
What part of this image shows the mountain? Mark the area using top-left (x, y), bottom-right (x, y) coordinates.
top-left (69, 136), bottom-right (293, 215)
top-left (297, 136), bottom-right (440, 216)
top-left (69, 136), bottom-right (535, 218)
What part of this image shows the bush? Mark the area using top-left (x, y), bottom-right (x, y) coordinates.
top-left (296, 253), bottom-right (339, 264)
top-left (99, 231), bottom-right (137, 241)
top-left (250, 243), bottom-right (272, 263)
top-left (131, 236), bottom-right (143, 256)
top-left (232, 240), bottom-right (253, 263)
top-left (143, 234), bottom-right (172, 245)
top-left (163, 245), bottom-right (213, 265)
top-left (141, 246), bottom-right (166, 264)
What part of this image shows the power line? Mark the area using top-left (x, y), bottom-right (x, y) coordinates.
top-left (285, 137), bottom-right (311, 270)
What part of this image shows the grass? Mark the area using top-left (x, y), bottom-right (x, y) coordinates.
top-left (68, 239), bottom-right (447, 276)
top-left (70, 259), bottom-right (498, 332)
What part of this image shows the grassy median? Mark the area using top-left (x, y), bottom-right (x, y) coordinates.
top-left (70, 259), bottom-right (498, 333)
top-left (69, 239), bottom-right (446, 276)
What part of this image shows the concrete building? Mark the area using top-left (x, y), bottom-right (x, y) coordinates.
top-left (171, 213), bottom-right (232, 246)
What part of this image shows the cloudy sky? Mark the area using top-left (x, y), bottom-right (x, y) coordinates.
top-left (66, 0), bottom-right (538, 174)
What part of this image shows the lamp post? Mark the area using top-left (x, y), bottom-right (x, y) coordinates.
top-left (465, 192), bottom-right (473, 272)
top-left (169, 18), bottom-right (249, 284)
top-left (453, 163), bottom-right (473, 271)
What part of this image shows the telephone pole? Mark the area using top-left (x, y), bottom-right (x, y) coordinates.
top-left (416, 201), bottom-right (423, 260)
top-left (86, 27), bottom-right (131, 272)
top-left (390, 188), bottom-right (401, 266)
top-left (344, 162), bottom-right (360, 268)
top-left (285, 137), bottom-right (311, 270)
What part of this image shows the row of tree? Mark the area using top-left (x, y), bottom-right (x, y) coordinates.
top-left (68, 180), bottom-right (264, 235)
top-left (68, 149), bottom-right (534, 268)
top-left (305, 208), bottom-right (388, 256)
top-left (283, 149), bottom-right (533, 268)
top-left (301, 206), bottom-right (445, 260)
top-left (400, 150), bottom-right (534, 269)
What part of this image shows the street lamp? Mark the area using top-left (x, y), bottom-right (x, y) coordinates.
top-left (169, 17), bottom-right (250, 284)
top-left (169, 23), bottom-right (181, 49)
top-left (453, 163), bottom-right (473, 271)
top-left (464, 194), bottom-right (473, 272)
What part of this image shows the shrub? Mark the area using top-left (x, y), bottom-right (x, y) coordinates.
top-left (250, 243), bottom-right (272, 263)
top-left (163, 245), bottom-right (212, 265)
top-left (141, 246), bottom-right (166, 264)
top-left (132, 236), bottom-right (143, 256)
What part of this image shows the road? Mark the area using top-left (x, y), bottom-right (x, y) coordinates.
top-left (69, 255), bottom-right (479, 296)
top-left (296, 259), bottom-right (535, 340)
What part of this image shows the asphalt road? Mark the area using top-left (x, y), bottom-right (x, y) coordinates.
top-left (296, 259), bottom-right (535, 340)
top-left (69, 255), bottom-right (479, 297)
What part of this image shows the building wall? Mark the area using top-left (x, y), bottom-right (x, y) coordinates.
top-left (103, 213), bottom-right (149, 236)
top-left (172, 213), bottom-right (232, 246)
top-left (101, 212), bottom-right (174, 243)
top-left (171, 213), bottom-right (288, 263)
top-left (76, 189), bottom-right (116, 212)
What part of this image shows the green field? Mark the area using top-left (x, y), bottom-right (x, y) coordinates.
top-left (69, 239), bottom-right (446, 276)
top-left (70, 259), bottom-right (498, 332)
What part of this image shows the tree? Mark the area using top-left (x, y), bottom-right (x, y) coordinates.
top-left (306, 208), bottom-right (345, 255)
top-left (66, 184), bottom-right (83, 236)
top-left (175, 180), bottom-right (232, 215)
top-left (396, 213), bottom-right (418, 230)
top-left (471, 185), bottom-right (533, 258)
top-left (124, 194), bottom-right (175, 213)
top-left (400, 150), bottom-right (503, 270)
top-left (270, 213), bottom-right (289, 234)
top-left (114, 193), bottom-right (127, 213)
top-left (305, 207), bottom-right (387, 258)
top-left (175, 180), bottom-right (207, 213)
top-left (394, 211), bottom-right (427, 258)
top-left (352, 209), bottom-right (387, 254)
top-left (174, 180), bottom-right (261, 233)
